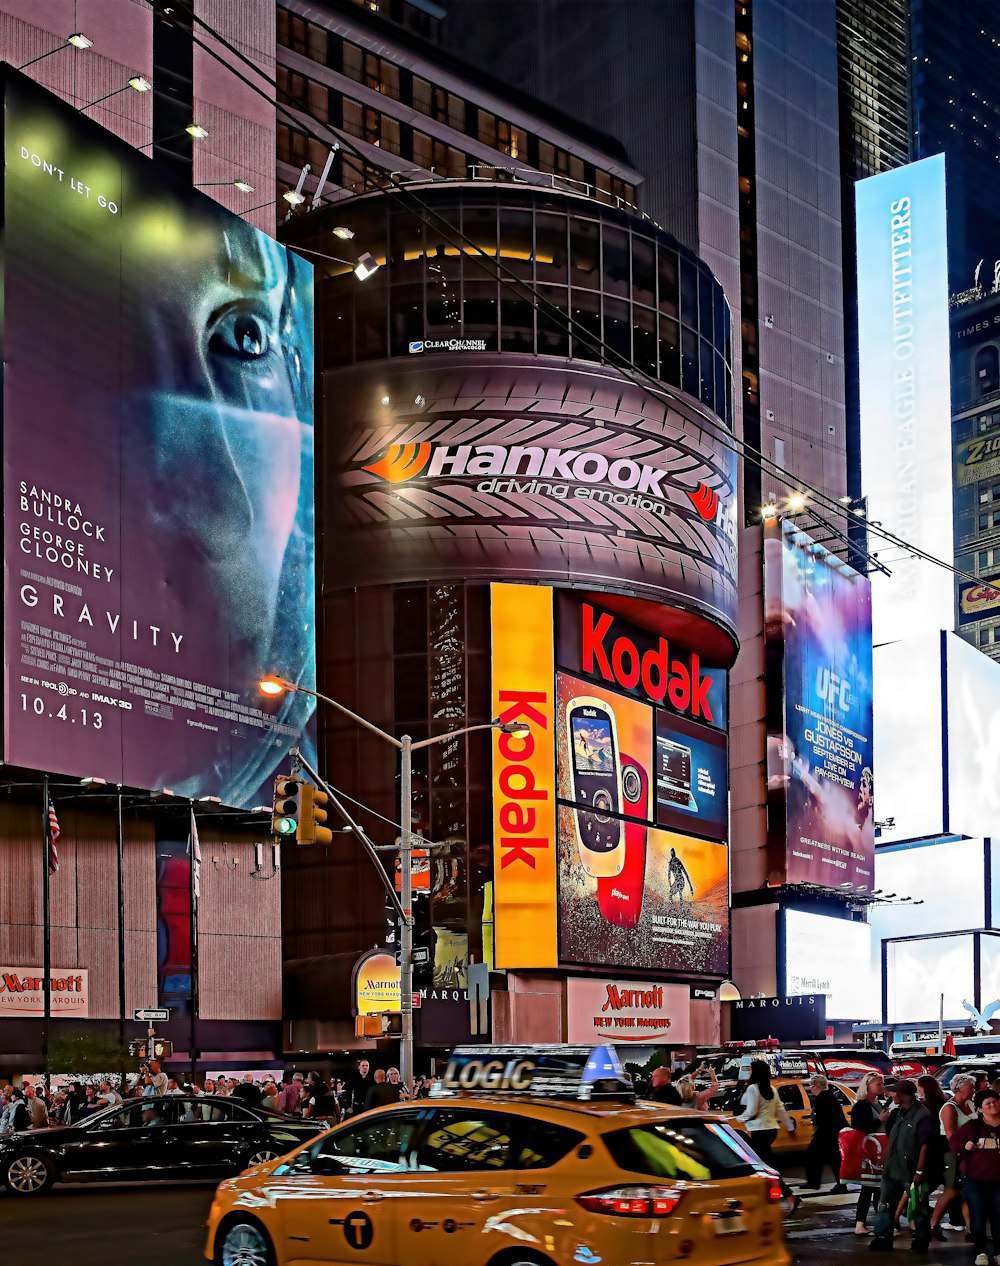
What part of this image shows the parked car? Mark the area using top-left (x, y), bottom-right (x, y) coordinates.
top-left (0, 1094), bottom-right (326, 1195)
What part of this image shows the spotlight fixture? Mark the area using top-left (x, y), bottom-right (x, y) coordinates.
top-left (761, 502), bottom-right (778, 519)
top-left (185, 124), bottom-right (209, 139)
top-left (333, 226), bottom-right (355, 240)
top-left (786, 492), bottom-right (807, 512)
top-left (283, 189), bottom-right (306, 207)
top-left (128, 76), bottom-right (152, 92)
top-left (68, 33), bottom-right (94, 49)
top-left (354, 252), bottom-right (379, 281)
top-left (380, 394), bottom-right (391, 406)
top-left (232, 179), bottom-right (255, 193)
top-left (80, 776), bottom-right (108, 787)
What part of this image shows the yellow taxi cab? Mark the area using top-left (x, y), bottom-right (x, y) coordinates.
top-left (205, 1045), bottom-right (789, 1266)
top-left (709, 1071), bottom-right (857, 1155)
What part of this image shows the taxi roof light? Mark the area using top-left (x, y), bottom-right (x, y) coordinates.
top-left (577, 1185), bottom-right (684, 1218)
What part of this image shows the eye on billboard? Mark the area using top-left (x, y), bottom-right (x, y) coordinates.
top-left (2, 71), bottom-right (315, 806)
top-left (856, 154), bottom-right (953, 645)
top-left (490, 583), bottom-right (557, 969)
top-left (764, 519), bottom-right (874, 889)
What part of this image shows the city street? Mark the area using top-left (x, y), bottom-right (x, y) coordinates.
top-left (0, 1176), bottom-right (974, 1266)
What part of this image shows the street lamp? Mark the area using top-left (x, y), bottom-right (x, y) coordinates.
top-left (259, 674), bottom-right (528, 1091)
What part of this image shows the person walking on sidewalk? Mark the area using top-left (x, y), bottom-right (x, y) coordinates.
top-left (952, 1087), bottom-right (1000, 1266)
top-left (853, 1072), bottom-right (891, 1235)
top-left (805, 1074), bottom-right (849, 1194)
top-left (736, 1060), bottom-right (799, 1211)
top-left (931, 1072), bottom-right (976, 1239)
top-left (869, 1079), bottom-right (933, 1253)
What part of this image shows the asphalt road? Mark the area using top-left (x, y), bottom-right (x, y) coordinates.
top-left (0, 1172), bottom-right (981, 1266)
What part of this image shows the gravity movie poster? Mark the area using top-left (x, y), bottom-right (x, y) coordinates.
top-left (764, 518), bottom-right (874, 888)
top-left (1, 72), bottom-right (316, 806)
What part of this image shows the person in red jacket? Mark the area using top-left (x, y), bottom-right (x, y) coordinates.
top-left (952, 1088), bottom-right (1000, 1266)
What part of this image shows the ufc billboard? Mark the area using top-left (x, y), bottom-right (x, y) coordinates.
top-left (329, 359), bottom-right (739, 660)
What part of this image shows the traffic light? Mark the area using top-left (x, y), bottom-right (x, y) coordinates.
top-left (297, 783), bottom-right (334, 845)
top-left (272, 775), bottom-right (303, 838)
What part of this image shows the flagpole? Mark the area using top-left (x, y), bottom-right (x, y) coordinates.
top-left (42, 774), bottom-right (51, 1078)
top-left (189, 805), bottom-right (200, 1081)
top-left (116, 788), bottom-right (126, 1050)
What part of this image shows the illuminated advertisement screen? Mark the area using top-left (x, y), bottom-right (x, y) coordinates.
top-left (329, 361), bottom-right (740, 663)
top-left (856, 155), bottom-right (953, 644)
top-left (886, 934), bottom-right (975, 1024)
top-left (872, 633), bottom-right (944, 845)
top-left (490, 583), bottom-right (557, 969)
top-left (945, 634), bottom-right (1000, 839)
top-left (784, 909), bottom-right (876, 1020)
top-left (764, 519), bottom-right (874, 888)
top-left (555, 662), bottom-right (729, 974)
top-left (2, 72), bottom-right (315, 805)
top-left (654, 711), bottom-right (727, 841)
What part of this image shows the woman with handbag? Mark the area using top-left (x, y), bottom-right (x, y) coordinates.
top-left (852, 1072), bottom-right (890, 1235)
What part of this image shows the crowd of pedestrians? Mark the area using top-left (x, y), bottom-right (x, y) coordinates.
top-left (0, 1057), bottom-right (435, 1135)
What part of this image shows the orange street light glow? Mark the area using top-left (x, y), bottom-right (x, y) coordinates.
top-left (259, 676), bottom-right (286, 697)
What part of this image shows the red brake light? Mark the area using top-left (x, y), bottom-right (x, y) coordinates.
top-left (765, 1177), bottom-right (783, 1203)
top-left (577, 1185), bottom-right (684, 1217)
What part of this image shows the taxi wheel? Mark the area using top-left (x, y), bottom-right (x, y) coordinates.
top-left (2, 1153), bottom-right (55, 1196)
top-left (217, 1217), bottom-right (275, 1266)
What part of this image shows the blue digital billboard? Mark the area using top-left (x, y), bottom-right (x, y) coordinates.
top-left (856, 155), bottom-right (952, 645)
top-left (765, 519), bottom-right (874, 888)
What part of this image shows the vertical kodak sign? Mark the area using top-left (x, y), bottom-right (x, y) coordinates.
top-left (491, 583), bottom-right (557, 967)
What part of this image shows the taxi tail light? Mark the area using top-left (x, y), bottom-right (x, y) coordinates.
top-left (577, 1185), bottom-right (683, 1217)
top-left (765, 1178), bottom-right (783, 1203)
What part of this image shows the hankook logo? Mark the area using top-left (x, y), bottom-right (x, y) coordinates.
top-left (362, 442), bottom-right (728, 524)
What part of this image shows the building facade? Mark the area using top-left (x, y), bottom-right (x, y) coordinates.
top-left (284, 180), bottom-right (739, 1052)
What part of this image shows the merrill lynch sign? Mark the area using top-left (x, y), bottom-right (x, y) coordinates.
top-left (0, 967), bottom-right (88, 1017)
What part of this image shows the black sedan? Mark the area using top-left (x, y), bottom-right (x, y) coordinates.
top-left (0, 1095), bottom-right (327, 1195)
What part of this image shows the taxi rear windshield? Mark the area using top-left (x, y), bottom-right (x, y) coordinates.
top-left (603, 1119), bottom-right (761, 1181)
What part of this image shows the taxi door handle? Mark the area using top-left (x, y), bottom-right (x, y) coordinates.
top-left (362, 1191), bottom-right (383, 1205)
top-left (472, 1190), bottom-right (500, 1202)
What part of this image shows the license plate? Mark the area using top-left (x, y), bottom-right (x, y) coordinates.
top-left (712, 1215), bottom-right (746, 1236)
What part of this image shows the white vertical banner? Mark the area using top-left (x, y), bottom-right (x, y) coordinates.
top-left (856, 155), bottom-right (953, 645)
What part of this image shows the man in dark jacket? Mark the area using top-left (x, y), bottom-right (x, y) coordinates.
top-left (805, 1075), bottom-right (849, 1193)
top-left (649, 1066), bottom-right (682, 1106)
top-left (871, 1079), bottom-right (934, 1252)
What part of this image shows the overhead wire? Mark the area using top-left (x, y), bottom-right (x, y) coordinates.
top-left (144, 0), bottom-right (987, 595)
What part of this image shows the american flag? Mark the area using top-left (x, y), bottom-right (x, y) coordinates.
top-left (190, 808), bottom-right (201, 900)
top-left (47, 800), bottom-right (60, 875)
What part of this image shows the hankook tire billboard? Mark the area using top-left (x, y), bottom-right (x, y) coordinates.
top-left (327, 360), bottom-right (738, 658)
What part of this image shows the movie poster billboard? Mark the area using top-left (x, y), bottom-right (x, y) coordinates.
top-left (2, 71), bottom-right (315, 806)
top-left (764, 519), bottom-right (874, 888)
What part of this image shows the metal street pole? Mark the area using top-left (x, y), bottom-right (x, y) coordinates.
top-left (399, 735), bottom-right (414, 1092)
top-left (261, 675), bottom-right (527, 1099)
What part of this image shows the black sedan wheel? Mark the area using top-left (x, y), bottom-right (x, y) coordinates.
top-left (245, 1148), bottom-right (280, 1167)
top-left (2, 1153), bottom-right (55, 1195)
top-left (218, 1219), bottom-right (274, 1266)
